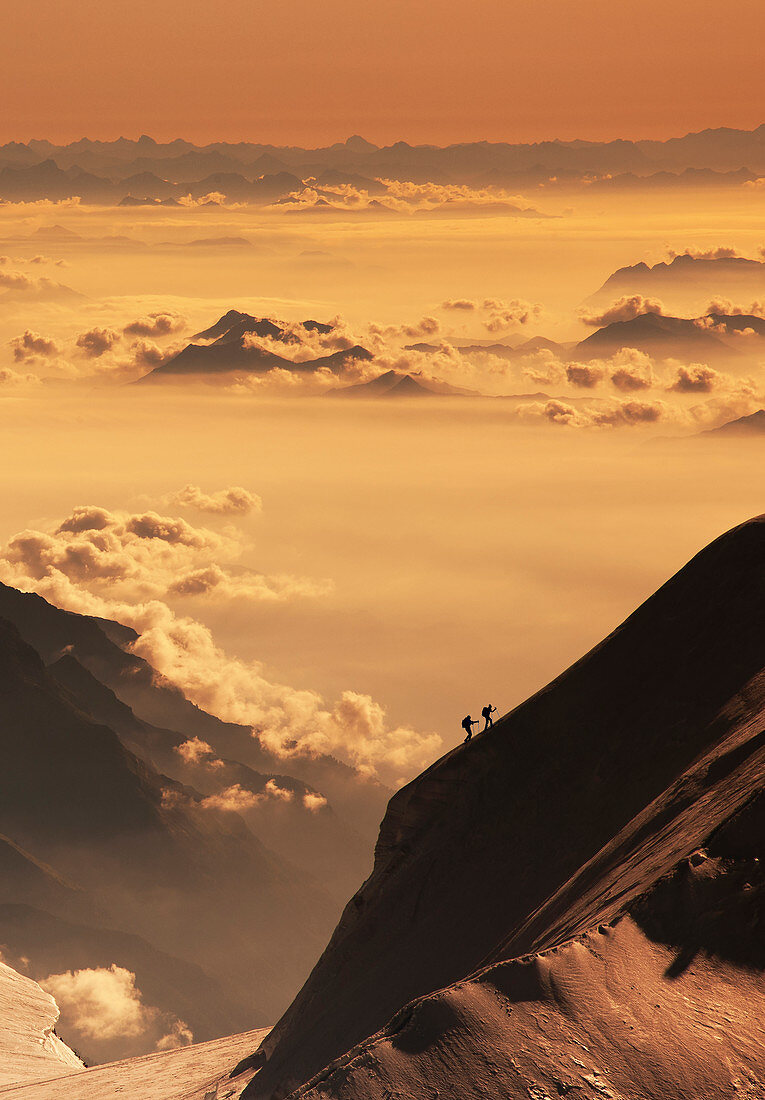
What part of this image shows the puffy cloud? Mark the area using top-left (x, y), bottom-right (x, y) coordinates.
top-left (705, 296), bottom-right (765, 319)
top-left (566, 362), bottom-right (604, 388)
top-left (175, 737), bottom-right (217, 764)
top-left (201, 784), bottom-right (260, 813)
top-left (128, 339), bottom-right (183, 372)
top-left (0, 269), bottom-right (34, 289)
top-left (380, 179), bottom-right (542, 215)
top-left (0, 503), bottom-right (439, 786)
top-left (521, 350), bottom-right (567, 386)
top-left (591, 401), bottom-right (663, 426)
top-left (517, 397), bottom-right (665, 430)
top-left (41, 966), bottom-right (149, 1041)
top-left (609, 348), bottom-right (655, 391)
top-left (668, 246), bottom-right (741, 260)
top-left (277, 179), bottom-right (542, 215)
top-left (201, 779), bottom-right (294, 813)
top-left (76, 328), bottom-right (121, 358)
top-left (178, 191), bottom-right (227, 207)
top-left (40, 966), bottom-right (192, 1055)
top-left (579, 295), bottom-right (665, 327)
top-left (402, 316), bottom-right (440, 338)
top-left (10, 330), bottom-right (62, 362)
top-left (670, 364), bottom-right (720, 393)
top-left (368, 317), bottom-right (441, 342)
top-left (239, 316), bottom-right (367, 371)
top-left (155, 1020), bottom-right (194, 1050)
top-left (303, 792), bottom-right (328, 812)
top-left (481, 298), bottom-right (542, 333)
top-left (441, 299), bottom-right (476, 311)
top-left (2, 503), bottom-right (329, 605)
top-left (124, 511), bottom-right (215, 547)
top-left (123, 312), bottom-right (187, 338)
top-left (537, 399), bottom-right (584, 426)
top-left (0, 367), bottom-right (42, 387)
top-left (57, 506), bottom-right (114, 534)
top-left (171, 485), bottom-right (261, 516)
top-left (435, 297), bottom-right (543, 333)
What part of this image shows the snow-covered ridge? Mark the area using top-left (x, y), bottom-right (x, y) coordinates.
top-left (0, 960), bottom-right (83, 1088)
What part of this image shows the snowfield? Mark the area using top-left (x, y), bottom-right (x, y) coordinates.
top-left (0, 1018), bottom-right (268, 1099)
top-left (0, 960), bottom-right (83, 1087)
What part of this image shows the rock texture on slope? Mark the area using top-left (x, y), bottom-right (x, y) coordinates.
top-left (244, 515), bottom-right (765, 1099)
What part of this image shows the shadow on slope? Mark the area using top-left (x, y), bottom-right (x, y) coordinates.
top-left (245, 515), bottom-right (765, 1098)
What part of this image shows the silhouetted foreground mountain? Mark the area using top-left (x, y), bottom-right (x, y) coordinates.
top-left (243, 517), bottom-right (765, 1099)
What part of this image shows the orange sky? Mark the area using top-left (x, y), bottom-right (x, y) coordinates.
top-left (2, 0), bottom-right (764, 146)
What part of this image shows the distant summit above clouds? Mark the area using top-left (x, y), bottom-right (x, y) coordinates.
top-left (137, 310), bottom-right (372, 382)
top-left (574, 309), bottom-right (765, 363)
top-left (588, 253), bottom-right (765, 311)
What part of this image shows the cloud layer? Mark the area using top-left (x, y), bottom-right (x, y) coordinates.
top-left (0, 494), bottom-right (440, 785)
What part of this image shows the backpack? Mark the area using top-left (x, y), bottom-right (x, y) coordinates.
top-left (462, 716), bottom-right (471, 730)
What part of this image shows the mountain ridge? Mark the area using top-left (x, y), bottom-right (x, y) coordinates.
top-left (244, 515), bottom-right (765, 1098)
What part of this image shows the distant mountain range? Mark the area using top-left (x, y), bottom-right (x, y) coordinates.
top-left (589, 254), bottom-right (765, 307)
top-left (3, 125), bottom-right (765, 201)
top-left (135, 306), bottom-right (765, 392)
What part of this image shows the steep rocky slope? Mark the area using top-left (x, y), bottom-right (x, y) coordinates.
top-left (244, 516), bottom-right (765, 1098)
top-left (0, 617), bottom-right (336, 1048)
top-left (0, 581), bottom-right (389, 844)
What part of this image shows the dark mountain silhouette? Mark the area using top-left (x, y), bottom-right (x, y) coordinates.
top-left (0, 581), bottom-right (389, 844)
top-left (574, 311), bottom-right (745, 361)
top-left (243, 516), bottom-right (765, 1099)
top-left (699, 408), bottom-right (765, 437)
top-left (0, 615), bottom-right (340, 1032)
top-left (404, 337), bottom-right (568, 361)
top-left (137, 311), bottom-right (372, 381)
top-left (328, 370), bottom-right (481, 398)
top-left (588, 254), bottom-right (765, 308)
top-left (706, 310), bottom-right (765, 335)
top-left (49, 652), bottom-right (371, 897)
top-left (140, 341), bottom-right (371, 380)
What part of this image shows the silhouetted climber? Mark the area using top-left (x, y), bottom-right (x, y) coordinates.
top-left (462, 715), bottom-right (479, 742)
top-left (481, 704), bottom-right (497, 730)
